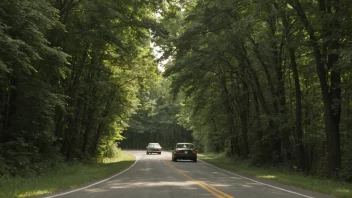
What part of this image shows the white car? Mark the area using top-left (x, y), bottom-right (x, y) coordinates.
top-left (146, 143), bottom-right (162, 154)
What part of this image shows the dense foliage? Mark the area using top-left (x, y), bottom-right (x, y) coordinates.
top-left (0, 0), bottom-right (164, 177)
top-left (162, 0), bottom-right (352, 179)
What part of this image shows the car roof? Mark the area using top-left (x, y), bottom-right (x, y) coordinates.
top-left (176, 143), bottom-right (193, 144)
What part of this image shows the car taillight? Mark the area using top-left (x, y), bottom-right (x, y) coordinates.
top-left (158, 148), bottom-right (161, 151)
top-left (193, 150), bottom-right (198, 154)
top-left (175, 149), bottom-right (179, 152)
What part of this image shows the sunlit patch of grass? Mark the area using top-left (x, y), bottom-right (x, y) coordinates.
top-left (18, 190), bottom-right (53, 198)
top-left (102, 152), bottom-right (135, 164)
top-left (199, 153), bottom-right (352, 198)
top-left (335, 188), bottom-right (350, 193)
top-left (0, 151), bottom-right (135, 198)
top-left (257, 175), bottom-right (276, 179)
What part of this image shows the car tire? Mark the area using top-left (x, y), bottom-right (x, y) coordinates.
top-left (193, 158), bottom-right (197, 162)
top-left (146, 152), bottom-right (149, 155)
top-left (173, 157), bottom-right (177, 162)
top-left (158, 152), bottom-right (161, 155)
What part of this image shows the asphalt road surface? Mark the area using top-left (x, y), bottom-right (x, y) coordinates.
top-left (45, 150), bottom-right (333, 198)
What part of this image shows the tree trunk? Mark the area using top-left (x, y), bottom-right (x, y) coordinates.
top-left (289, 0), bottom-right (342, 176)
top-left (289, 48), bottom-right (305, 170)
top-left (252, 89), bottom-right (271, 162)
top-left (1, 75), bottom-right (17, 141)
top-left (267, 15), bottom-right (291, 164)
top-left (81, 108), bottom-right (94, 154)
top-left (91, 121), bottom-right (103, 156)
top-left (238, 43), bottom-right (281, 163)
top-left (218, 72), bottom-right (238, 156)
top-left (277, 2), bottom-right (305, 169)
top-left (240, 82), bottom-right (249, 158)
top-left (249, 37), bottom-right (279, 113)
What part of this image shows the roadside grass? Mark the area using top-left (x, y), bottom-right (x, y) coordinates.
top-left (198, 153), bottom-right (352, 198)
top-left (0, 151), bottom-right (135, 198)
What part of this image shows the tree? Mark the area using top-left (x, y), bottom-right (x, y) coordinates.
top-left (0, 0), bottom-right (164, 176)
top-left (162, 0), bottom-right (352, 178)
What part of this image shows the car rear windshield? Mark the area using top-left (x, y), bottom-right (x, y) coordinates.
top-left (148, 143), bottom-right (160, 147)
top-left (176, 144), bottom-right (194, 149)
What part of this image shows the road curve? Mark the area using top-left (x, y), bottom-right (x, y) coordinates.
top-left (44, 150), bottom-right (333, 198)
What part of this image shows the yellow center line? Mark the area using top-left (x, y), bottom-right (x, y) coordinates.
top-left (163, 160), bottom-right (234, 198)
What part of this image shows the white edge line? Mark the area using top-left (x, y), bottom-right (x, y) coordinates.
top-left (199, 159), bottom-right (315, 198)
top-left (45, 154), bottom-right (139, 198)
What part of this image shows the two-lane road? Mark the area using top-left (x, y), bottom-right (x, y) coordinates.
top-left (45, 150), bottom-right (332, 198)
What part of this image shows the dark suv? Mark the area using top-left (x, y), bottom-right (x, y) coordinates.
top-left (171, 143), bottom-right (197, 162)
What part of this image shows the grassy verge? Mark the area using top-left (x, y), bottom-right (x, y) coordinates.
top-left (198, 153), bottom-right (352, 198)
top-left (0, 151), bottom-right (135, 198)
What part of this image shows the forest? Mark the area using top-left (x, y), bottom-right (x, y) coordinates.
top-left (0, 0), bottom-right (352, 182)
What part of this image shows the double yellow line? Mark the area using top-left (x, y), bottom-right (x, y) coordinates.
top-left (163, 160), bottom-right (233, 198)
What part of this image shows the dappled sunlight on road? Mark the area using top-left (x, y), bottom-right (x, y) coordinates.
top-left (84, 188), bottom-right (108, 193)
top-left (108, 180), bottom-right (198, 189)
top-left (139, 168), bottom-right (153, 171)
top-left (240, 185), bottom-right (252, 188)
top-left (246, 182), bottom-right (266, 185)
top-left (230, 177), bottom-right (243, 180)
top-left (76, 176), bottom-right (214, 197)
top-left (210, 183), bottom-right (232, 187)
